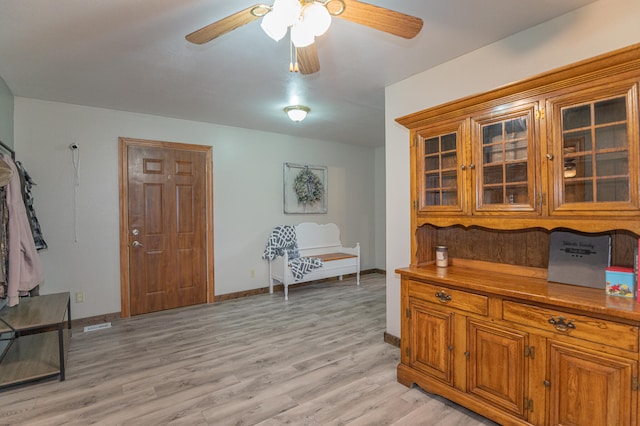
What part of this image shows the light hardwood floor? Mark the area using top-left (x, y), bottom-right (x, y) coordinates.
top-left (0, 274), bottom-right (497, 425)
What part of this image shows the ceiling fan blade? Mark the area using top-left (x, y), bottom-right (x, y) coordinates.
top-left (335, 0), bottom-right (423, 39)
top-left (297, 44), bottom-right (320, 75)
top-left (186, 5), bottom-right (262, 45)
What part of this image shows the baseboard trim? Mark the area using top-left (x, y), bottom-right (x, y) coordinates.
top-left (214, 287), bottom-right (272, 302)
top-left (384, 332), bottom-right (400, 347)
top-left (72, 270), bottom-right (387, 321)
top-left (214, 269), bottom-right (385, 302)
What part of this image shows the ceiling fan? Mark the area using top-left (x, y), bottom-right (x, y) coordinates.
top-left (185, 0), bottom-right (423, 75)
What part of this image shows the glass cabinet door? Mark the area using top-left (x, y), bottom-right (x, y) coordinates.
top-left (548, 82), bottom-right (639, 214)
top-left (472, 104), bottom-right (538, 214)
top-left (416, 120), bottom-right (466, 214)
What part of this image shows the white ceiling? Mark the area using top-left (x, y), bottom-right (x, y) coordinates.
top-left (0, 0), bottom-right (598, 147)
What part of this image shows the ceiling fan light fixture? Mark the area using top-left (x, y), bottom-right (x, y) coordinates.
top-left (291, 20), bottom-right (315, 47)
top-left (260, 11), bottom-right (288, 41)
top-left (324, 0), bottom-right (346, 16)
top-left (303, 3), bottom-right (332, 36)
top-left (284, 105), bottom-right (310, 122)
top-left (186, 0), bottom-right (423, 76)
top-left (272, 0), bottom-right (301, 27)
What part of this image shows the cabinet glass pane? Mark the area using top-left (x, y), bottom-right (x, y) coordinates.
top-left (425, 156), bottom-right (440, 172)
top-left (563, 105), bottom-right (591, 130)
top-left (595, 124), bottom-right (627, 150)
top-left (421, 132), bottom-right (459, 208)
top-left (483, 165), bottom-right (503, 185)
top-left (505, 162), bottom-right (527, 183)
top-left (425, 172), bottom-right (440, 188)
top-left (563, 130), bottom-right (592, 152)
top-left (424, 137), bottom-right (440, 154)
top-left (561, 95), bottom-right (629, 204)
top-left (597, 178), bottom-right (629, 202)
top-left (483, 145), bottom-right (502, 164)
top-left (441, 190), bottom-right (458, 206)
top-left (565, 154), bottom-right (592, 179)
top-left (505, 185), bottom-right (528, 204)
top-left (441, 133), bottom-right (457, 151)
top-left (425, 191), bottom-right (440, 206)
top-left (442, 152), bottom-right (457, 169)
top-left (505, 117), bottom-right (527, 140)
top-left (565, 180), bottom-right (594, 203)
top-left (505, 140), bottom-right (527, 161)
top-left (594, 97), bottom-right (626, 125)
top-left (442, 170), bottom-right (457, 188)
top-left (596, 152), bottom-right (628, 177)
top-left (483, 188), bottom-right (504, 204)
top-left (483, 123), bottom-right (503, 144)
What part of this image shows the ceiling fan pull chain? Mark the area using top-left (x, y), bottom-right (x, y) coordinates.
top-left (289, 34), bottom-right (299, 72)
top-left (289, 34), bottom-right (294, 72)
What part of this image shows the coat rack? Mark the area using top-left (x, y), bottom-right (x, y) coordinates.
top-left (0, 140), bottom-right (15, 159)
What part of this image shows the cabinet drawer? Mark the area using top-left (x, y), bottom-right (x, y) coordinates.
top-left (408, 280), bottom-right (488, 316)
top-left (503, 301), bottom-right (639, 352)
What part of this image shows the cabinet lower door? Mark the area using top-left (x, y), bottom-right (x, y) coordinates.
top-left (547, 341), bottom-right (637, 426)
top-left (408, 300), bottom-right (454, 385)
top-left (467, 320), bottom-right (528, 419)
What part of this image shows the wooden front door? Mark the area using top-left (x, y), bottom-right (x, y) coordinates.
top-left (119, 138), bottom-right (214, 317)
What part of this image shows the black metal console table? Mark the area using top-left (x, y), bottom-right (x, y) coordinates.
top-left (0, 292), bottom-right (71, 389)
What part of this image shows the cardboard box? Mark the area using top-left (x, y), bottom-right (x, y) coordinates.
top-left (605, 266), bottom-right (635, 298)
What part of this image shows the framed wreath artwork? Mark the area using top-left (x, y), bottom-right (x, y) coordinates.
top-left (283, 163), bottom-right (327, 214)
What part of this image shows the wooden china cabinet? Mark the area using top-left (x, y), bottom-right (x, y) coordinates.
top-left (396, 44), bottom-right (640, 426)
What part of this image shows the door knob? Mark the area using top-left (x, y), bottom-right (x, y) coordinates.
top-left (132, 241), bottom-right (144, 248)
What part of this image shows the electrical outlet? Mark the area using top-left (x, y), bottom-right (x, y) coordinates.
top-left (75, 292), bottom-right (85, 303)
top-left (250, 269), bottom-right (255, 278)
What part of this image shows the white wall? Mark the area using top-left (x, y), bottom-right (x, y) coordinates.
top-left (385, 0), bottom-right (640, 337)
top-left (14, 98), bottom-right (381, 319)
top-left (0, 75), bottom-right (12, 147)
top-left (374, 146), bottom-right (386, 268)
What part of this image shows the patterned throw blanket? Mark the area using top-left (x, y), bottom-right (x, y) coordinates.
top-left (262, 225), bottom-right (323, 280)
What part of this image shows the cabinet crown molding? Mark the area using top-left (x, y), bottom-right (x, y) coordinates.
top-left (396, 43), bottom-right (640, 130)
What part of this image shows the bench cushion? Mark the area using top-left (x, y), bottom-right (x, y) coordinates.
top-left (311, 253), bottom-right (357, 262)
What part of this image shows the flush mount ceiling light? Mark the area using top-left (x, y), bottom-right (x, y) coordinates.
top-left (186, 1), bottom-right (423, 76)
top-left (284, 105), bottom-right (310, 122)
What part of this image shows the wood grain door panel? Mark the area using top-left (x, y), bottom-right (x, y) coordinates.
top-left (408, 299), bottom-right (454, 385)
top-left (467, 319), bottom-right (528, 419)
top-left (120, 138), bottom-right (212, 317)
top-left (547, 340), bottom-right (637, 426)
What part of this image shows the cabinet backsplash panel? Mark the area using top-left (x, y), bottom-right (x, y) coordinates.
top-left (416, 224), bottom-right (637, 270)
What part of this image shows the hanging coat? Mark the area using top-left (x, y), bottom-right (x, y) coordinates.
top-left (15, 161), bottom-right (47, 250)
top-left (3, 154), bottom-right (44, 306)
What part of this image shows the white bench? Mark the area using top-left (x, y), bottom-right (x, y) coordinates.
top-left (268, 222), bottom-right (360, 300)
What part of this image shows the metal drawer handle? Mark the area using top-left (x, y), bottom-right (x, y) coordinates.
top-left (435, 290), bottom-right (452, 303)
top-left (548, 316), bottom-right (576, 332)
